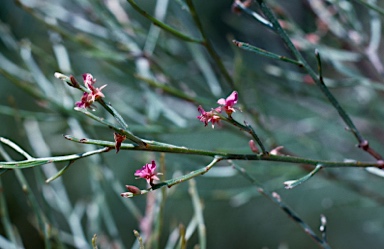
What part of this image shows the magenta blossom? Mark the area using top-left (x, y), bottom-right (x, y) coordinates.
top-left (75, 92), bottom-right (93, 109)
top-left (75, 73), bottom-right (107, 109)
top-left (134, 160), bottom-right (161, 185)
top-left (83, 73), bottom-right (96, 87)
top-left (197, 105), bottom-right (221, 128)
top-left (217, 91), bottom-right (238, 115)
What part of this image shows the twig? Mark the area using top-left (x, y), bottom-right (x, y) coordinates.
top-left (221, 116), bottom-right (267, 154)
top-left (126, 0), bottom-right (202, 44)
top-left (188, 179), bottom-right (206, 249)
top-left (74, 108), bottom-right (146, 147)
top-left (232, 0), bottom-right (274, 30)
top-left (352, 0), bottom-right (384, 16)
top-left (233, 40), bottom-right (303, 67)
top-left (231, 161), bottom-right (331, 249)
top-left (185, 0), bottom-right (235, 88)
top-left (249, 1), bottom-right (366, 145)
top-left (63, 135), bottom-right (384, 169)
top-left (315, 50), bottom-right (383, 160)
top-left (0, 145), bottom-right (110, 169)
top-left (284, 164), bottom-right (323, 189)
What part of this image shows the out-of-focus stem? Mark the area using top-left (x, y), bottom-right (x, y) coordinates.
top-left (126, 0), bottom-right (203, 44)
top-left (256, 0), bottom-right (365, 144)
top-left (186, 0), bottom-right (235, 89)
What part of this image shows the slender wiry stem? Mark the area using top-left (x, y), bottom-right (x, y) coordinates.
top-left (352, 0), bottom-right (384, 16)
top-left (188, 179), bottom-right (206, 249)
top-left (185, 0), bottom-right (235, 88)
top-left (74, 107), bottom-right (146, 147)
top-left (126, 0), bottom-right (203, 43)
top-left (221, 115), bottom-right (267, 154)
top-left (231, 162), bottom-right (332, 249)
top-left (62, 136), bottom-right (383, 168)
top-left (233, 40), bottom-right (303, 67)
top-left (254, 0), bottom-right (364, 144)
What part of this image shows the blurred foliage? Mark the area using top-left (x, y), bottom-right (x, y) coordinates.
top-left (1, 0), bottom-right (384, 248)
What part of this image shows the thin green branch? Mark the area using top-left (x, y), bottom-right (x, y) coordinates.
top-left (126, 0), bottom-right (203, 43)
top-left (188, 179), bottom-right (206, 249)
top-left (222, 116), bottom-right (267, 154)
top-left (121, 157), bottom-right (221, 198)
top-left (45, 161), bottom-right (75, 183)
top-left (352, 0), bottom-right (384, 16)
top-left (284, 164), bottom-right (323, 189)
top-left (233, 40), bottom-right (303, 67)
top-left (135, 74), bottom-right (209, 105)
top-left (0, 137), bottom-right (33, 160)
top-left (316, 50), bottom-right (382, 159)
top-left (63, 135), bottom-right (383, 168)
top-left (231, 162), bottom-right (331, 249)
top-left (185, 0), bottom-right (235, 88)
top-left (0, 142), bottom-right (53, 248)
top-left (255, 0), bottom-right (365, 143)
top-left (0, 146), bottom-right (110, 169)
top-left (233, 1), bottom-right (274, 30)
top-left (0, 179), bottom-right (21, 248)
top-left (74, 107), bottom-right (146, 147)
top-left (97, 99), bottom-right (129, 129)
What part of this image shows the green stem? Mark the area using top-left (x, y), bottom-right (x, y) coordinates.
top-left (126, 0), bottom-right (203, 43)
top-left (222, 116), bottom-right (267, 154)
top-left (75, 107), bottom-right (146, 147)
top-left (0, 147), bottom-right (110, 169)
top-left (233, 40), bottom-right (303, 67)
top-left (0, 179), bottom-right (19, 249)
top-left (162, 157), bottom-right (221, 188)
top-left (233, 1), bottom-right (273, 30)
top-left (256, 0), bottom-right (365, 143)
top-left (231, 162), bottom-right (332, 249)
top-left (188, 179), bottom-right (206, 249)
top-left (63, 136), bottom-right (383, 169)
top-left (185, 0), bottom-right (235, 88)
top-left (352, 0), bottom-right (384, 16)
top-left (135, 74), bottom-right (209, 104)
top-left (284, 164), bottom-right (323, 189)
top-left (97, 99), bottom-right (128, 129)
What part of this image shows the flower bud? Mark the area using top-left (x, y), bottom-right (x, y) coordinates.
top-left (249, 140), bottom-right (259, 153)
top-left (125, 185), bottom-right (141, 194)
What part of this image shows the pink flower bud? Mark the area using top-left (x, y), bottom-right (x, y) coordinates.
top-left (125, 185), bottom-right (141, 194)
top-left (249, 140), bottom-right (259, 153)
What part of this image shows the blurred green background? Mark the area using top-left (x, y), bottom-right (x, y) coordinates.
top-left (1, 0), bottom-right (384, 248)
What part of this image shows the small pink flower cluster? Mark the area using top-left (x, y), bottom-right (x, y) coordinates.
top-left (134, 160), bottom-right (161, 186)
top-left (121, 160), bottom-right (162, 197)
top-left (197, 91), bottom-right (238, 128)
top-left (75, 73), bottom-right (107, 109)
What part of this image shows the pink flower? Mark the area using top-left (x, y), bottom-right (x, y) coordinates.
top-left (75, 73), bottom-right (107, 109)
top-left (217, 91), bottom-right (238, 115)
top-left (75, 92), bottom-right (93, 109)
top-left (134, 160), bottom-right (161, 185)
top-left (82, 73), bottom-right (96, 87)
top-left (197, 105), bottom-right (221, 128)
top-left (88, 84), bottom-right (107, 102)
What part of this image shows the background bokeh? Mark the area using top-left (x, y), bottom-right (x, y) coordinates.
top-left (1, 0), bottom-right (384, 248)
